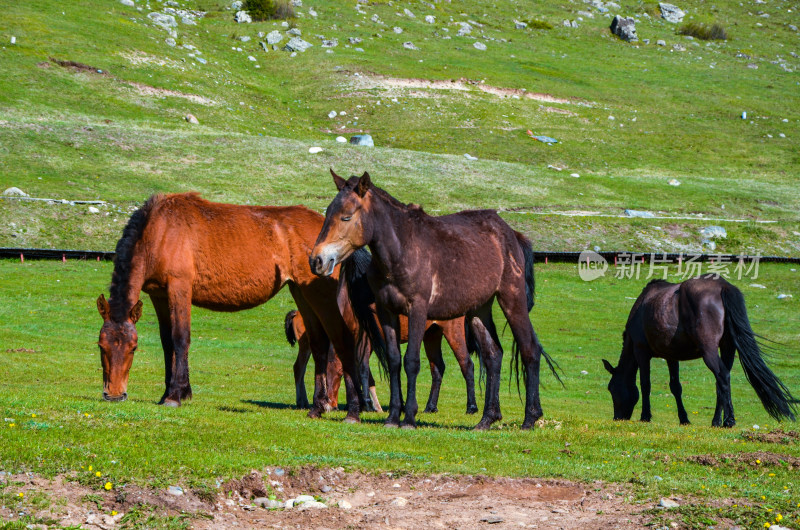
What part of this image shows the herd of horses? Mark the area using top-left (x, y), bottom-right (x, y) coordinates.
top-left (96, 170), bottom-right (798, 429)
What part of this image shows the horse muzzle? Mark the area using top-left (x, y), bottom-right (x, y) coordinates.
top-left (103, 392), bottom-right (128, 402)
top-left (310, 254), bottom-right (336, 277)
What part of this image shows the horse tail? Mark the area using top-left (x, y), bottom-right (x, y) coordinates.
top-left (284, 310), bottom-right (298, 347)
top-left (721, 283), bottom-right (798, 422)
top-left (464, 317), bottom-right (486, 390)
top-left (514, 231), bottom-right (535, 310)
top-left (342, 248), bottom-right (388, 376)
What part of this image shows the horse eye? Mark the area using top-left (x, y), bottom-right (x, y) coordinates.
top-left (341, 216), bottom-right (352, 221)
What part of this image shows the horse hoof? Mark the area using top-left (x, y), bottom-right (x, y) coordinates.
top-left (466, 406), bottom-right (479, 415)
top-left (473, 421), bottom-right (492, 431)
top-left (384, 421), bottom-right (399, 429)
top-left (161, 399), bottom-right (180, 408)
top-left (423, 407), bottom-right (437, 414)
top-left (344, 415), bottom-right (360, 424)
top-left (520, 422), bottom-right (536, 430)
top-left (307, 409), bottom-right (323, 419)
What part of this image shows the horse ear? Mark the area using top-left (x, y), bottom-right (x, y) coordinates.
top-left (97, 294), bottom-right (111, 321)
top-left (602, 359), bottom-right (615, 374)
top-left (356, 171), bottom-right (371, 197)
top-left (330, 168), bottom-right (347, 191)
top-left (129, 300), bottom-right (143, 324)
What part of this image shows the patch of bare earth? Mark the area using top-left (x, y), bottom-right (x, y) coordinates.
top-left (741, 429), bottom-right (800, 444)
top-left (686, 451), bottom-right (800, 468)
top-left (1, 468), bottom-right (649, 529)
top-left (347, 74), bottom-right (592, 107)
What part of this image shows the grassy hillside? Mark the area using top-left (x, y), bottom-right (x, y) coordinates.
top-left (0, 0), bottom-right (799, 254)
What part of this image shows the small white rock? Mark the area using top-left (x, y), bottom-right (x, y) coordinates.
top-left (777, 294), bottom-right (793, 299)
top-left (464, 154), bottom-right (478, 161)
top-left (668, 178), bottom-right (681, 186)
top-left (88, 206), bottom-right (100, 214)
top-left (570, 173), bottom-right (580, 178)
top-left (10, 36), bottom-right (16, 44)
top-left (749, 284), bottom-right (766, 289)
top-left (185, 114), bottom-right (199, 124)
top-left (473, 41), bottom-right (487, 51)
top-left (338, 500), bottom-right (352, 509)
top-left (335, 136), bottom-right (347, 143)
top-left (3, 187), bottom-right (28, 197)
top-left (308, 147), bottom-right (324, 154)
top-left (328, 110), bottom-right (337, 118)
top-left (659, 498), bottom-right (679, 508)
top-left (391, 497), bottom-right (408, 506)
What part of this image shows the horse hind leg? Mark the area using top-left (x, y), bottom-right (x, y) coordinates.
top-left (703, 346), bottom-right (735, 428)
top-left (444, 320), bottom-right (478, 415)
top-left (667, 360), bottom-right (690, 425)
top-left (719, 337), bottom-right (737, 427)
top-left (293, 334), bottom-right (312, 409)
top-left (422, 325), bottom-right (445, 413)
top-left (150, 294), bottom-right (175, 405)
top-left (471, 305), bottom-right (503, 430)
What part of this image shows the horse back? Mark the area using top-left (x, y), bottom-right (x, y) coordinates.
top-left (137, 193), bottom-right (324, 310)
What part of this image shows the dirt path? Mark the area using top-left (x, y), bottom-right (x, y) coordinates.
top-left (1, 467), bottom-right (649, 529)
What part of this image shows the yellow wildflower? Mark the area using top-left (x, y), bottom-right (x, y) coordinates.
top-left (111, 511), bottom-right (118, 516)
top-left (18, 492), bottom-right (23, 498)
top-left (775, 514), bottom-right (783, 522)
top-left (95, 471), bottom-right (101, 477)
top-left (89, 465), bottom-right (93, 471)
top-left (104, 482), bottom-right (112, 490)
top-left (769, 473), bottom-right (776, 477)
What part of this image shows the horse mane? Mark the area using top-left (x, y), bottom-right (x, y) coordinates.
top-left (369, 183), bottom-right (422, 213)
top-left (109, 194), bottom-right (161, 320)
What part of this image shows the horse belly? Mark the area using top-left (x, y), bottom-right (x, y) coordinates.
top-left (191, 260), bottom-right (284, 311)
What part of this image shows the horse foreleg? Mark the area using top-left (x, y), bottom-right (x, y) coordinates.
top-left (720, 340), bottom-right (736, 427)
top-left (401, 308), bottom-right (427, 429)
top-left (289, 285), bottom-right (332, 418)
top-left (443, 321), bottom-right (478, 415)
top-left (422, 326), bottom-right (445, 413)
top-left (149, 295), bottom-right (174, 405)
top-left (378, 309), bottom-right (403, 427)
top-left (638, 356), bottom-right (652, 422)
top-left (293, 334), bottom-right (312, 409)
top-left (162, 284), bottom-right (192, 407)
top-left (326, 343), bottom-right (342, 410)
top-left (667, 360), bottom-right (690, 425)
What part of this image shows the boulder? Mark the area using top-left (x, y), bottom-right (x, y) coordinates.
top-left (3, 187), bottom-right (28, 197)
top-left (350, 134), bottom-right (374, 146)
top-left (283, 37), bottom-right (312, 52)
top-left (659, 3), bottom-right (685, 23)
top-left (235, 10), bottom-right (252, 23)
top-left (266, 30), bottom-right (282, 44)
top-left (610, 15), bottom-right (637, 42)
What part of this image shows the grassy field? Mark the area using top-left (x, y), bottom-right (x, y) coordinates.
top-left (1, 259), bottom-right (799, 526)
top-left (1, 0), bottom-right (800, 526)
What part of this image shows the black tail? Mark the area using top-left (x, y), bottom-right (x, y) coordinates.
top-left (464, 317), bottom-right (486, 390)
top-left (284, 310), bottom-right (298, 347)
top-left (342, 248), bottom-right (389, 376)
top-left (515, 231), bottom-right (535, 310)
top-left (721, 284), bottom-right (798, 422)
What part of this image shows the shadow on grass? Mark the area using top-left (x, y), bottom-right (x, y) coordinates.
top-left (241, 399), bottom-right (297, 410)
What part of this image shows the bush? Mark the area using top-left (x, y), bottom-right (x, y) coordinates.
top-left (524, 19), bottom-right (553, 30)
top-left (243, 0), bottom-right (294, 21)
top-left (678, 22), bottom-right (728, 41)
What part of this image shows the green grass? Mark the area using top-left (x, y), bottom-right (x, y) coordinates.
top-left (1, 260), bottom-right (798, 518)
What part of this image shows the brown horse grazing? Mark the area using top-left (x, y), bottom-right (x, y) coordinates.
top-left (96, 192), bottom-right (363, 421)
top-left (311, 170), bottom-right (560, 430)
top-left (603, 275), bottom-right (798, 427)
top-left (285, 306), bottom-right (479, 414)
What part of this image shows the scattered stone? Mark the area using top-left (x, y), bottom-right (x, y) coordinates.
top-left (393, 26), bottom-right (403, 34)
top-left (777, 294), bottom-right (793, 300)
top-left (168, 485), bottom-right (184, 496)
top-left (231, 0), bottom-right (242, 9)
top-left (321, 39), bottom-right (338, 48)
top-left (284, 37), bottom-right (312, 52)
top-left (266, 30), bottom-right (283, 45)
top-left (321, 485), bottom-right (333, 493)
top-left (148, 12), bottom-right (178, 28)
top-left (749, 284), bottom-right (766, 289)
top-left (464, 153), bottom-right (478, 161)
top-left (581, 370), bottom-right (589, 375)
top-left (403, 41), bottom-right (419, 50)
top-left (254, 497), bottom-right (283, 509)
top-left (457, 22), bottom-right (472, 36)
top-left (657, 39), bottom-right (666, 46)
top-left (10, 36), bottom-right (16, 44)
top-left (121, 0), bottom-right (135, 6)
top-left (348, 37), bottom-right (362, 44)
top-left (659, 498), bottom-right (680, 508)
top-left (654, 475), bottom-right (663, 481)
top-left (659, 3), bottom-right (685, 23)
top-left (515, 20), bottom-right (527, 29)
top-left (668, 178), bottom-right (680, 186)
top-left (338, 500), bottom-right (352, 509)
top-left (260, 41), bottom-right (269, 52)
top-left (350, 134), bottom-right (374, 146)
top-left (291, 0), bottom-right (302, 6)
top-left (239, 35), bottom-right (251, 42)
top-left (196, 57), bottom-right (207, 64)
top-left (371, 14), bottom-right (382, 24)
top-left (570, 173), bottom-right (580, 178)
top-left (403, 8), bottom-right (415, 18)
top-left (88, 206), bottom-right (100, 214)
top-left (547, 164), bottom-right (563, 171)
top-left (425, 15), bottom-right (435, 24)
top-left (700, 226), bottom-right (727, 239)
top-left (247, 55), bottom-right (257, 61)
top-left (309, 8), bottom-right (317, 17)
top-left (308, 147), bottom-right (324, 154)
top-left (328, 110), bottom-right (337, 119)
top-left (610, 15), bottom-right (637, 42)
top-left (624, 209), bottom-right (654, 218)
top-left (3, 187), bottom-right (29, 197)
top-left (235, 10), bottom-right (252, 23)
top-left (391, 497), bottom-right (408, 506)
top-left (185, 114), bottom-right (199, 124)
top-left (295, 495), bottom-right (316, 503)
top-left (287, 28), bottom-right (302, 36)
top-left (165, 37), bottom-right (176, 46)
top-left (298, 501), bottom-right (327, 510)
top-left (473, 41), bottom-right (487, 50)
top-left (335, 136), bottom-right (347, 143)
top-left (672, 44), bottom-right (686, 52)
top-left (481, 516), bottom-right (504, 523)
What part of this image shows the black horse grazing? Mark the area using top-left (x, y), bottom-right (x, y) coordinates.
top-left (603, 275), bottom-right (798, 427)
top-left (310, 170), bottom-right (560, 430)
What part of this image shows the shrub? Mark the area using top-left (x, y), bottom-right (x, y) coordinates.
top-left (678, 22), bottom-right (728, 41)
top-left (524, 19), bottom-right (553, 30)
top-left (243, 0), bottom-right (294, 21)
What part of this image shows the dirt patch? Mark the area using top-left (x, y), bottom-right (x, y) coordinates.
top-left (1, 467), bottom-right (649, 529)
top-left (349, 74), bottom-right (593, 106)
top-left (687, 451), bottom-right (800, 468)
top-left (741, 429), bottom-right (800, 444)
top-left (5, 348), bottom-right (38, 353)
top-left (51, 58), bottom-right (108, 75)
top-left (126, 81), bottom-right (217, 106)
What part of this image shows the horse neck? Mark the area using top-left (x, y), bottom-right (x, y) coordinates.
top-left (109, 255), bottom-right (146, 322)
top-left (366, 195), bottom-right (409, 278)
top-left (616, 336), bottom-right (639, 382)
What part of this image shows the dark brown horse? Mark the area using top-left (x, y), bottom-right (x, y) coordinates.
top-left (96, 192), bottom-right (363, 421)
top-left (310, 171), bottom-right (559, 430)
top-left (285, 306), bottom-right (479, 415)
top-left (603, 275), bottom-right (797, 427)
